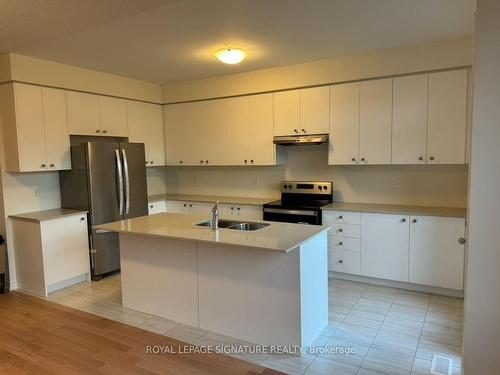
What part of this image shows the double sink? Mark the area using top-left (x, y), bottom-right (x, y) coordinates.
top-left (196, 219), bottom-right (269, 231)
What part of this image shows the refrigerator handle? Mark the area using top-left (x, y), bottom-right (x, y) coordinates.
top-left (115, 149), bottom-right (124, 216)
top-left (122, 149), bottom-right (130, 215)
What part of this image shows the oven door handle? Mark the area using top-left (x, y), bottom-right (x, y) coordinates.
top-left (263, 208), bottom-right (318, 216)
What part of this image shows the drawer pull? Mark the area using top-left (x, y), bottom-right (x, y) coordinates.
top-left (338, 228), bottom-right (343, 233)
top-left (80, 217), bottom-right (85, 221)
top-left (338, 215), bottom-right (343, 219)
top-left (412, 219), bottom-right (417, 223)
top-left (458, 237), bottom-right (466, 245)
top-left (338, 259), bottom-right (343, 264)
top-left (338, 242), bottom-right (343, 246)
top-left (401, 218), bottom-right (406, 223)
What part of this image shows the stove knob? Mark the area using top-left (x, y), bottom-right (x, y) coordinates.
top-left (288, 185), bottom-right (292, 189)
top-left (318, 186), bottom-right (323, 190)
top-left (323, 185), bottom-right (328, 190)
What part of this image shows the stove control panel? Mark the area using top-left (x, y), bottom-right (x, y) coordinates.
top-left (281, 181), bottom-right (333, 195)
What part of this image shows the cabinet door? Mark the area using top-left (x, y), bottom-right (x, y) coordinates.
top-left (184, 102), bottom-right (207, 165)
top-left (145, 103), bottom-right (166, 166)
top-left (249, 93), bottom-right (275, 165)
top-left (427, 70), bottom-right (467, 164)
top-left (42, 88), bottom-right (71, 170)
top-left (300, 86), bottom-right (329, 134)
top-left (359, 78), bottom-right (393, 164)
top-left (392, 74), bottom-right (428, 164)
top-left (66, 91), bottom-right (101, 135)
top-left (409, 216), bottom-right (465, 290)
top-left (329, 249), bottom-right (361, 274)
top-left (13, 84), bottom-right (47, 171)
top-left (99, 96), bottom-right (128, 136)
top-left (361, 213), bottom-right (409, 282)
top-left (273, 90), bottom-right (300, 136)
top-left (328, 83), bottom-right (360, 165)
top-left (203, 99), bottom-right (227, 165)
top-left (127, 101), bottom-right (147, 144)
top-left (226, 96), bottom-right (250, 165)
top-left (164, 104), bottom-right (185, 166)
top-left (41, 214), bottom-right (89, 286)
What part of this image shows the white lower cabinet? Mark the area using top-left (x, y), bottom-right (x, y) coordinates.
top-left (324, 209), bottom-right (465, 290)
top-left (360, 213), bottom-right (410, 282)
top-left (11, 213), bottom-right (90, 297)
top-left (148, 201), bottom-right (167, 215)
top-left (409, 215), bottom-right (465, 290)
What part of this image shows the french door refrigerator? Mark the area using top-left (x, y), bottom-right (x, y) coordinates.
top-left (60, 141), bottom-right (148, 280)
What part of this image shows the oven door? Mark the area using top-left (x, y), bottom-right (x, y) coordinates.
top-left (263, 208), bottom-right (321, 225)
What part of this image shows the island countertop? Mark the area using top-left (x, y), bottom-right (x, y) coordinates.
top-left (94, 213), bottom-right (329, 253)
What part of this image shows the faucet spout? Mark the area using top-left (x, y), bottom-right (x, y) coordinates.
top-left (211, 200), bottom-right (220, 229)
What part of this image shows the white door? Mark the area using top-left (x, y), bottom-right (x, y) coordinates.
top-left (99, 96), bottom-right (128, 136)
top-left (42, 88), bottom-right (71, 170)
top-left (328, 82), bottom-right (360, 165)
top-left (249, 93), bottom-right (275, 165)
top-left (300, 86), bottom-right (329, 134)
top-left (13, 83), bottom-right (47, 171)
top-left (66, 91), bottom-right (101, 136)
top-left (184, 101), bottom-right (207, 165)
top-left (127, 101), bottom-right (147, 144)
top-left (359, 78), bottom-right (393, 164)
top-left (273, 90), bottom-right (300, 136)
top-left (392, 74), bottom-right (428, 164)
top-left (226, 96), bottom-right (250, 165)
top-left (409, 215), bottom-right (465, 290)
top-left (145, 103), bottom-right (166, 166)
top-left (427, 69), bottom-right (467, 164)
top-left (361, 213), bottom-right (410, 282)
top-left (164, 104), bottom-right (185, 166)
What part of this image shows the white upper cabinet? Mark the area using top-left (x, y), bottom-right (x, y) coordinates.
top-left (4, 83), bottom-right (70, 172)
top-left (274, 88), bottom-right (329, 136)
top-left (183, 101), bottom-right (207, 165)
top-left (409, 215), bottom-right (465, 290)
top-left (427, 69), bottom-right (467, 164)
top-left (99, 96), bottom-right (128, 137)
top-left (42, 88), bottom-right (71, 170)
top-left (273, 90), bottom-right (300, 136)
top-left (164, 103), bottom-right (187, 165)
top-left (300, 86), bottom-right (329, 134)
top-left (361, 212), bottom-right (410, 282)
top-left (66, 91), bottom-right (101, 136)
top-left (392, 74), bottom-right (428, 164)
top-left (248, 93), bottom-right (276, 165)
top-left (359, 78), bottom-right (393, 164)
top-left (126, 100), bottom-right (147, 144)
top-left (226, 96), bottom-right (250, 165)
top-left (203, 99), bottom-right (227, 165)
top-left (329, 82), bottom-right (360, 165)
top-left (145, 103), bottom-right (166, 166)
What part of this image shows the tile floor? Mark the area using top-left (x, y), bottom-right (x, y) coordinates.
top-left (45, 276), bottom-right (463, 375)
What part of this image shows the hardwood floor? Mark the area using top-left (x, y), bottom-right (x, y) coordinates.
top-left (0, 292), bottom-right (283, 375)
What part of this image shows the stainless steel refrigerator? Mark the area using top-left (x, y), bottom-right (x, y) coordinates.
top-left (60, 141), bottom-right (148, 280)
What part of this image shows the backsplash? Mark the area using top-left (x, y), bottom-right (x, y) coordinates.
top-left (156, 144), bottom-right (468, 207)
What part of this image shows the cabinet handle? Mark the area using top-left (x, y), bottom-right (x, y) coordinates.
top-left (145, 161), bottom-right (149, 164)
top-left (418, 156), bottom-right (423, 161)
top-left (338, 215), bottom-right (343, 219)
top-left (183, 204), bottom-right (187, 207)
top-left (294, 129), bottom-right (298, 134)
top-left (49, 163), bottom-right (55, 168)
top-left (401, 218), bottom-right (406, 223)
top-left (150, 205), bottom-right (153, 208)
top-left (80, 217), bottom-right (85, 221)
top-left (237, 207), bottom-right (240, 211)
top-left (103, 130), bottom-right (108, 134)
top-left (96, 129), bottom-right (101, 134)
top-left (244, 160), bottom-right (248, 164)
top-left (205, 160), bottom-right (209, 164)
top-left (230, 207), bottom-right (234, 210)
top-left (338, 228), bottom-right (343, 233)
top-left (301, 129), bottom-right (306, 133)
top-left (200, 160), bottom-right (203, 164)
top-left (179, 160), bottom-right (183, 164)
top-left (189, 204), bottom-right (192, 207)
top-left (458, 237), bottom-right (466, 245)
top-left (250, 160), bottom-right (254, 164)
top-left (338, 259), bottom-right (343, 264)
top-left (41, 163), bottom-right (46, 168)
top-left (338, 242), bottom-right (343, 246)
top-left (351, 158), bottom-right (356, 162)
top-left (429, 156), bottom-right (435, 161)
top-left (412, 219), bottom-right (417, 223)
top-left (360, 157), bottom-right (365, 162)
top-left (150, 161), bottom-right (154, 165)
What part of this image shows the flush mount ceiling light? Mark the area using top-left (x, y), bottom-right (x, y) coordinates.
top-left (215, 47), bottom-right (248, 64)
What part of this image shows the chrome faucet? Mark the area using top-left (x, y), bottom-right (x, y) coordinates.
top-left (211, 200), bottom-right (220, 229)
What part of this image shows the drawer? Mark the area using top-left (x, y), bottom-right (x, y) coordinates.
top-left (329, 249), bottom-right (361, 274)
top-left (328, 236), bottom-right (360, 251)
top-left (328, 223), bottom-right (361, 238)
top-left (323, 210), bottom-right (361, 225)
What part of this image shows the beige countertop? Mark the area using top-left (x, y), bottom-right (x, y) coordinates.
top-left (148, 193), bottom-right (276, 206)
top-left (94, 213), bottom-right (329, 253)
top-left (322, 202), bottom-right (467, 219)
top-left (9, 208), bottom-right (88, 222)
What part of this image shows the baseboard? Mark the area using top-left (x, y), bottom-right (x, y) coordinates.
top-left (47, 273), bottom-right (88, 294)
top-left (330, 271), bottom-right (464, 298)
top-left (8, 279), bottom-right (17, 291)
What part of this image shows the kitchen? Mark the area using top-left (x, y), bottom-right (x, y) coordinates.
top-left (0, 1), bottom-right (498, 374)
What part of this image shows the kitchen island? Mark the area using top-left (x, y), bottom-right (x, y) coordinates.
top-left (94, 213), bottom-right (329, 348)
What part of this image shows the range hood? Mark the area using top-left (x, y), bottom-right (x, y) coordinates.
top-left (273, 134), bottom-right (328, 146)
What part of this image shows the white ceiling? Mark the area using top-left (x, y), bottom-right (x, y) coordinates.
top-left (2, 0), bottom-right (474, 84)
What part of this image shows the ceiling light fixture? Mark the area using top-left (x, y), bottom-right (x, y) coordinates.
top-left (215, 47), bottom-right (248, 64)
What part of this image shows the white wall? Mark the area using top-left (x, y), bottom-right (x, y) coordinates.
top-left (463, 0), bottom-right (500, 373)
top-left (163, 146), bottom-right (469, 207)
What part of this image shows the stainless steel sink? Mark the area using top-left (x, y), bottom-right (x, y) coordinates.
top-left (195, 220), bottom-right (270, 231)
top-left (195, 219), bottom-right (238, 228)
top-left (226, 222), bottom-right (270, 231)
